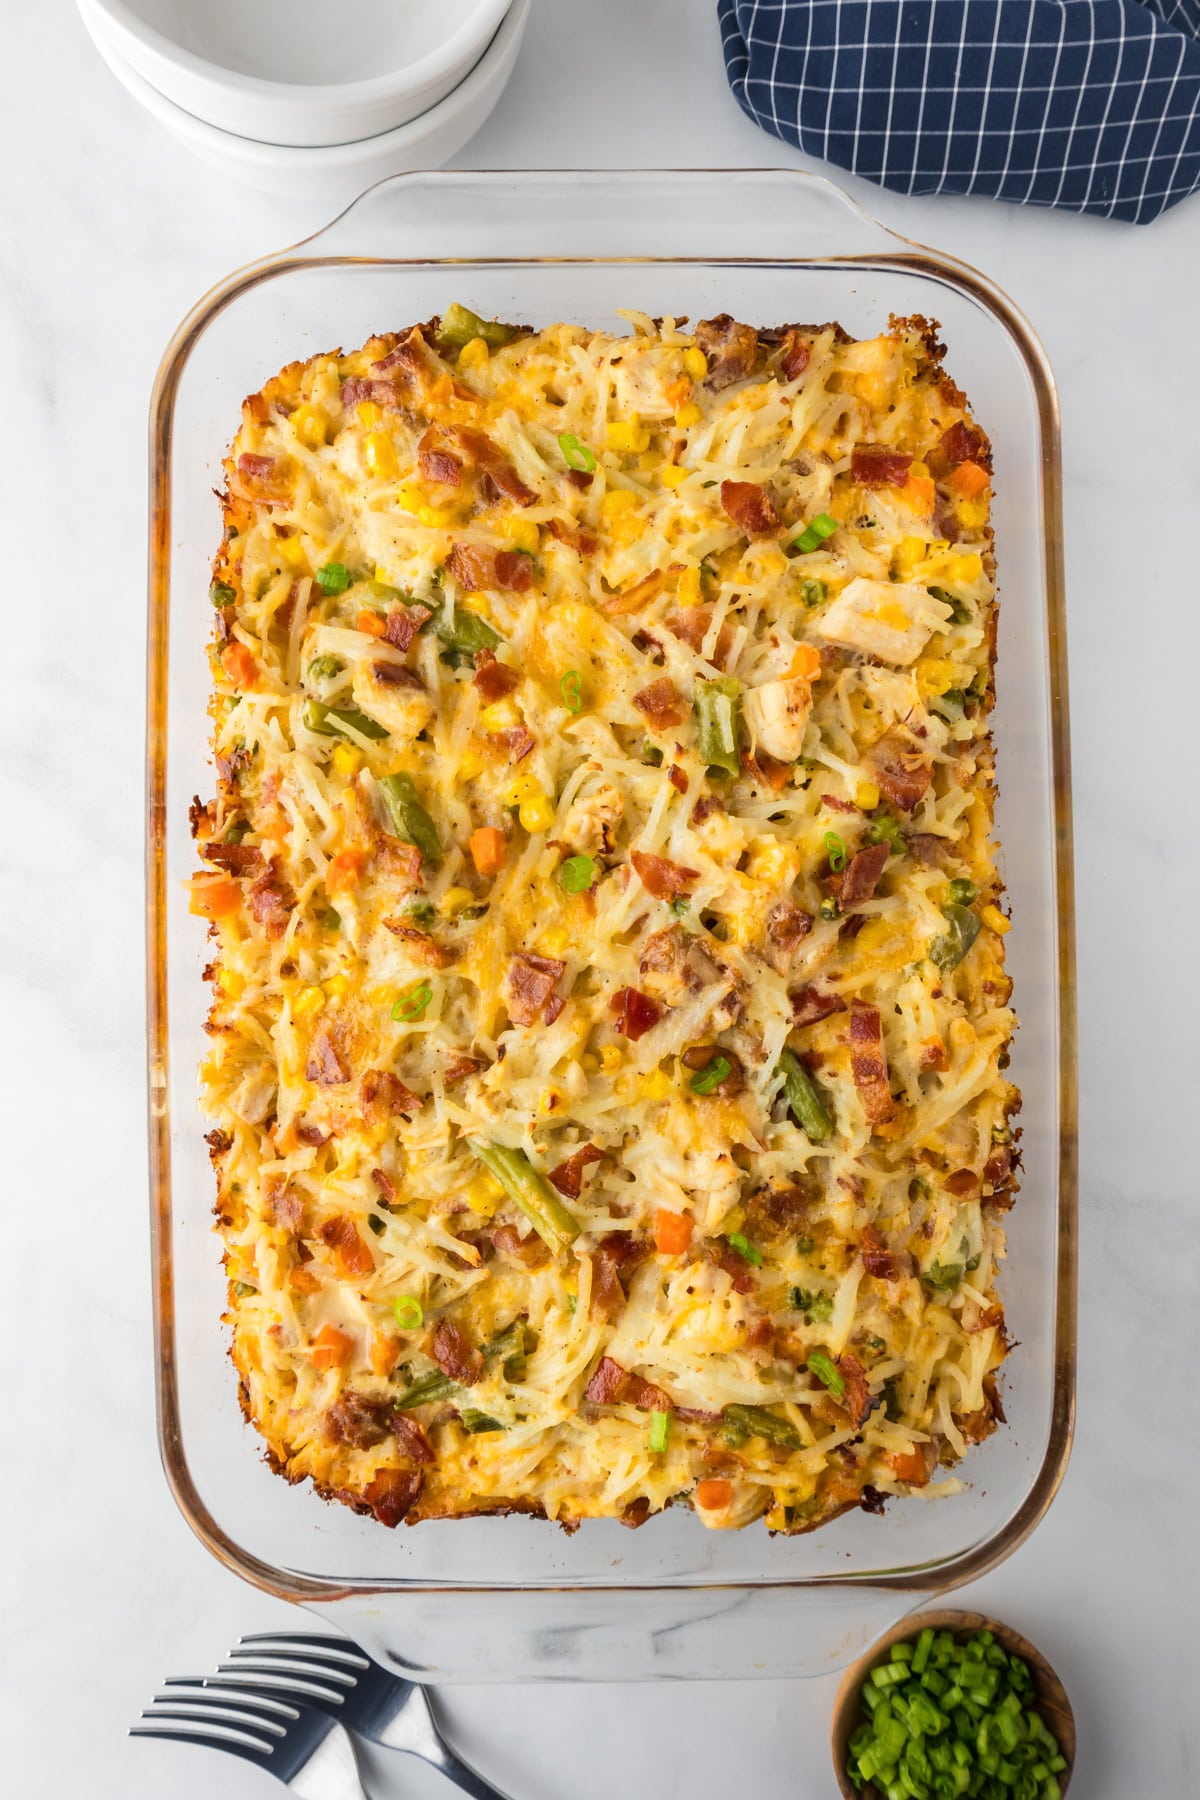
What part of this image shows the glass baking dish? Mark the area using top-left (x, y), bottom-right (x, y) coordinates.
top-left (147, 169), bottom-right (1077, 1681)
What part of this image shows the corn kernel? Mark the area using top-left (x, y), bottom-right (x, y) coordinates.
top-left (458, 745), bottom-right (484, 780)
top-left (356, 400), bottom-right (382, 427)
top-left (465, 1172), bottom-right (503, 1216)
top-left (323, 974), bottom-right (349, 1000)
top-left (945, 552), bottom-right (983, 584)
top-left (601, 487), bottom-right (638, 517)
top-left (683, 346), bottom-right (708, 380)
top-left (893, 535), bottom-right (927, 580)
top-left (291, 404), bottom-right (329, 450)
top-left (217, 967), bottom-right (244, 999)
top-left (457, 336), bottom-right (490, 371)
top-left (581, 1052), bottom-right (600, 1075)
top-left (373, 565), bottom-right (391, 586)
top-left (519, 791), bottom-right (556, 834)
top-left (981, 903), bottom-right (1011, 936)
top-left (956, 498), bottom-right (989, 530)
top-left (499, 516), bottom-right (540, 554)
top-left (855, 781), bottom-right (881, 811)
top-left (606, 414), bottom-right (651, 454)
top-left (644, 1067), bottom-right (673, 1101)
top-left (293, 985), bottom-right (325, 1020)
top-left (365, 431), bottom-right (398, 478)
top-left (442, 885), bottom-right (474, 914)
top-left (910, 459), bottom-right (931, 478)
top-left (540, 925), bottom-right (569, 957)
top-left (481, 698), bottom-right (520, 731)
top-left (540, 1087), bottom-right (566, 1116)
top-left (502, 772), bottom-right (540, 806)
top-left (916, 657), bottom-right (962, 699)
top-left (332, 743), bottom-right (365, 777)
top-left (677, 566), bottom-right (703, 607)
top-left (674, 402), bottom-right (702, 428)
top-left (460, 591), bottom-right (493, 618)
top-left (599, 1045), bottom-right (622, 1074)
top-left (660, 464), bottom-right (688, 489)
top-left (275, 535), bottom-right (308, 570)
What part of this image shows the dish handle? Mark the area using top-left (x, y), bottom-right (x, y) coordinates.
top-left (296, 167), bottom-right (916, 267)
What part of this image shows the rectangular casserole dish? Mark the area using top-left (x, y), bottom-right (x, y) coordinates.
top-left (147, 169), bottom-right (1076, 1681)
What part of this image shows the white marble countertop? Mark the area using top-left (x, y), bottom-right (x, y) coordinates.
top-left (5, 1), bottom-right (1197, 1795)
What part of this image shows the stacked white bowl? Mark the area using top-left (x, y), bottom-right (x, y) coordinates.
top-left (76, 0), bottom-right (531, 199)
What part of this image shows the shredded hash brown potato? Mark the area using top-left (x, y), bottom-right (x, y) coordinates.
top-left (193, 308), bottom-right (1018, 1534)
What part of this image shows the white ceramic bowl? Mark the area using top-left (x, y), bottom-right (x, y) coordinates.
top-left (78, 0), bottom-right (512, 147)
top-left (79, 0), bottom-right (530, 201)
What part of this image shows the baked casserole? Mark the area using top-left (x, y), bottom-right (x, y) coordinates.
top-left (191, 306), bottom-right (1018, 1533)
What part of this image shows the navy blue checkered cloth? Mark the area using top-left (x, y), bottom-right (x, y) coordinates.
top-left (718, 0), bottom-right (1200, 220)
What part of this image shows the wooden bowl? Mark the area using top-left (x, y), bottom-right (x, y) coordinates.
top-left (830, 1608), bottom-right (1075, 1798)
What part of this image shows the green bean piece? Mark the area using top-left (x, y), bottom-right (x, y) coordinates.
top-left (776, 1047), bottom-right (833, 1142)
top-left (458, 1408), bottom-right (505, 1433)
top-left (694, 676), bottom-right (742, 776)
top-left (722, 1403), bottom-right (804, 1450)
top-left (379, 772), bottom-right (442, 863)
top-left (483, 1318), bottom-right (532, 1382)
top-left (429, 599), bottom-right (501, 657)
top-left (471, 1142), bottom-right (581, 1249)
top-left (303, 699), bottom-right (388, 741)
top-left (789, 1286), bottom-right (834, 1323)
top-left (436, 303), bottom-right (518, 351)
top-left (393, 1372), bottom-right (459, 1410)
top-left (930, 902), bottom-right (981, 971)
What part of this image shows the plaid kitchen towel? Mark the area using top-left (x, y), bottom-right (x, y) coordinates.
top-left (718, 0), bottom-right (1200, 220)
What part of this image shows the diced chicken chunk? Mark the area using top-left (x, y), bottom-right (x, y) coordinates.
top-left (743, 676), bottom-right (813, 761)
top-left (817, 578), bottom-right (953, 667)
top-left (351, 662), bottom-right (435, 739)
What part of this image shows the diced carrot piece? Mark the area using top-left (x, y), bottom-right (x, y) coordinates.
top-left (469, 825), bottom-right (507, 876)
top-left (326, 847), bottom-right (368, 893)
top-left (310, 1322), bottom-right (353, 1369)
top-left (903, 474), bottom-right (936, 514)
top-left (189, 877), bottom-right (242, 920)
top-left (289, 1265), bottom-right (321, 1295)
top-left (695, 1478), bottom-right (733, 1511)
top-left (886, 1446), bottom-right (933, 1487)
top-left (947, 460), bottom-right (989, 499)
top-left (790, 643), bottom-right (821, 680)
top-left (221, 640), bottom-right (259, 689)
top-left (357, 607), bottom-right (387, 638)
top-left (370, 1329), bottom-right (402, 1377)
top-left (654, 1208), bottom-right (692, 1256)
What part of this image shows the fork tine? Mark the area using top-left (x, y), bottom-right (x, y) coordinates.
top-left (131, 1718), bottom-right (276, 1764)
top-left (160, 1680), bottom-right (301, 1719)
top-left (238, 1631), bottom-right (369, 1665)
top-left (210, 1664), bottom-right (351, 1705)
top-left (228, 1644), bottom-right (360, 1682)
top-left (142, 1698), bottom-right (288, 1739)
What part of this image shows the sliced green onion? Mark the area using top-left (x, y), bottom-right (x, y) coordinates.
top-left (303, 699), bottom-right (388, 741)
top-left (209, 579), bottom-right (236, 607)
top-left (560, 854), bottom-right (595, 894)
top-left (727, 1231), bottom-right (762, 1267)
top-left (648, 1410), bottom-right (671, 1454)
top-left (558, 432), bottom-right (597, 473)
top-left (560, 669), bottom-right (584, 712)
top-left (689, 1055), bottom-right (731, 1096)
top-left (315, 561), bottom-right (350, 595)
top-left (392, 1295), bottom-right (424, 1331)
top-left (791, 512), bottom-right (838, 554)
top-left (807, 1350), bottom-right (845, 1396)
top-left (392, 981), bottom-right (433, 1022)
top-left (459, 1408), bottom-right (505, 1433)
top-left (824, 830), bottom-right (848, 872)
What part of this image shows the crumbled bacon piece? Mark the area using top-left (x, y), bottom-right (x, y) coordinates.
top-left (363, 1466), bottom-right (422, 1527)
top-left (849, 1000), bottom-right (895, 1127)
top-left (294, 1122), bottom-right (328, 1147)
top-left (713, 1239), bottom-right (758, 1294)
top-left (318, 1214), bottom-right (374, 1276)
top-left (431, 1318), bottom-right (483, 1385)
top-left (394, 1413), bottom-right (435, 1464)
top-left (246, 860), bottom-right (294, 937)
top-left (453, 427), bottom-right (536, 505)
top-left (442, 1055), bottom-right (484, 1087)
top-left (681, 1044), bottom-right (745, 1096)
top-left (545, 516), bottom-right (598, 556)
top-left (851, 444), bottom-right (913, 488)
top-left (472, 650), bottom-right (520, 702)
top-left (944, 1167), bottom-right (981, 1197)
top-left (692, 796), bottom-right (723, 825)
top-left (371, 1168), bottom-right (396, 1203)
top-left (932, 419), bottom-right (989, 473)
top-left (306, 1027), bottom-right (350, 1086)
top-left (632, 677), bottom-right (686, 728)
top-left (201, 841), bottom-right (262, 875)
top-left (860, 1224), bottom-right (905, 1281)
top-left (821, 792), bottom-right (858, 813)
top-left (631, 850), bottom-right (698, 900)
top-left (548, 1143), bottom-right (604, 1199)
top-left (837, 1351), bottom-right (874, 1428)
top-left (905, 832), bottom-right (948, 865)
top-left (609, 986), bottom-right (664, 1041)
top-left (764, 900), bottom-right (813, 973)
top-left (417, 427), bottom-right (462, 487)
top-left (339, 377), bottom-right (403, 410)
top-left (720, 479), bottom-right (780, 537)
top-left (868, 731), bottom-right (933, 813)
top-left (263, 1176), bottom-right (304, 1231)
top-left (382, 921), bottom-right (456, 967)
top-left (360, 1069), bottom-right (422, 1120)
top-left (665, 606), bottom-right (734, 669)
top-left (583, 1356), bottom-right (671, 1411)
top-left (325, 1391), bottom-right (394, 1450)
top-left (790, 984), bottom-right (846, 1028)
top-left (384, 602), bottom-right (432, 650)
top-left (445, 542), bottom-right (533, 593)
top-left (746, 1181), bottom-right (813, 1237)
top-left (984, 1144), bottom-right (1014, 1189)
top-left (694, 314), bottom-right (758, 390)
top-left (492, 724), bottom-right (536, 762)
top-left (491, 1223), bottom-right (549, 1267)
top-left (668, 764), bottom-right (689, 794)
top-left (779, 330), bottom-right (810, 381)
top-left (504, 952), bottom-right (566, 1026)
top-left (832, 842), bottom-right (891, 908)
top-left (742, 749), bottom-right (793, 792)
